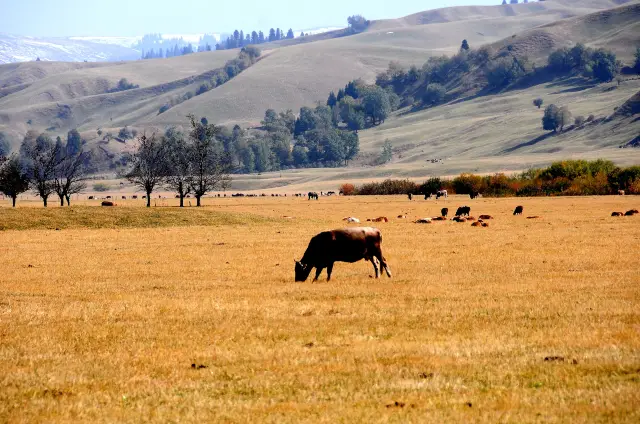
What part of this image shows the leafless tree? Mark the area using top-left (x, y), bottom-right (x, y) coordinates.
top-left (187, 115), bottom-right (233, 207)
top-left (163, 127), bottom-right (193, 207)
top-left (53, 148), bottom-right (91, 206)
top-left (125, 133), bottom-right (170, 207)
top-left (20, 133), bottom-right (63, 207)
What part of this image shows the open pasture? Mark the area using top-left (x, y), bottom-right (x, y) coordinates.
top-left (0, 195), bottom-right (639, 422)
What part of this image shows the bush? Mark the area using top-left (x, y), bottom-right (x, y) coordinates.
top-left (586, 114), bottom-right (595, 122)
top-left (574, 116), bottom-right (585, 126)
top-left (93, 183), bottom-right (110, 192)
top-left (353, 179), bottom-right (418, 195)
top-left (533, 98), bottom-right (544, 109)
top-left (159, 104), bottom-right (171, 114)
top-left (340, 183), bottom-right (355, 196)
top-left (422, 83), bottom-right (446, 106)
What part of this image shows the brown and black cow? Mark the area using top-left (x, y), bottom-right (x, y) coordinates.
top-left (295, 227), bottom-right (392, 282)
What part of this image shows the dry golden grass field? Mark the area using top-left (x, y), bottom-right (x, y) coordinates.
top-left (0, 195), bottom-right (639, 422)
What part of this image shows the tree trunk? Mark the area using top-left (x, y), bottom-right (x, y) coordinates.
top-left (146, 191), bottom-right (151, 207)
top-left (43, 195), bottom-right (48, 207)
top-left (59, 195), bottom-right (65, 207)
top-left (180, 195), bottom-right (184, 208)
top-left (12, 196), bottom-right (16, 207)
top-left (66, 195), bottom-right (71, 206)
top-left (196, 196), bottom-right (201, 207)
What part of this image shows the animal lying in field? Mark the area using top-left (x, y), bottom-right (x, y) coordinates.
top-left (611, 212), bottom-right (624, 216)
top-left (479, 215), bottom-right (493, 220)
top-left (452, 216), bottom-right (467, 222)
top-left (295, 227), bottom-right (392, 282)
top-left (367, 217), bottom-right (389, 223)
top-left (432, 216), bottom-right (447, 221)
top-left (527, 216), bottom-right (541, 219)
top-left (625, 209), bottom-right (639, 216)
top-left (397, 215), bottom-right (407, 219)
top-left (513, 206), bottom-right (524, 215)
top-left (101, 201), bottom-right (115, 207)
top-left (415, 218), bottom-right (432, 224)
top-left (343, 217), bottom-right (361, 223)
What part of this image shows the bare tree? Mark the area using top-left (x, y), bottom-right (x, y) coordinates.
top-left (53, 148), bottom-right (91, 206)
top-left (187, 115), bottom-right (233, 207)
top-left (125, 133), bottom-right (169, 207)
top-left (20, 134), bottom-right (62, 207)
top-left (163, 127), bottom-right (193, 207)
top-left (0, 155), bottom-right (29, 207)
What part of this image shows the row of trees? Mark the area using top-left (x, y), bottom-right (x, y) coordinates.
top-left (158, 47), bottom-right (261, 115)
top-left (124, 116), bottom-right (232, 207)
top-left (372, 40), bottom-right (632, 113)
top-left (341, 160), bottom-right (640, 197)
top-left (216, 28), bottom-right (297, 50)
top-left (0, 130), bottom-right (90, 207)
top-left (142, 44), bottom-right (212, 60)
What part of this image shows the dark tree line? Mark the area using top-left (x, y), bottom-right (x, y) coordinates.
top-left (216, 27), bottom-right (295, 50)
top-left (0, 129), bottom-right (91, 207)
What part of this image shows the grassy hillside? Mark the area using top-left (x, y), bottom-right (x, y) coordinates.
top-left (0, 0), bottom-right (638, 188)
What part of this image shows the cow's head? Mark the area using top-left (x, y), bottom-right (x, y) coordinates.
top-left (295, 260), bottom-right (312, 282)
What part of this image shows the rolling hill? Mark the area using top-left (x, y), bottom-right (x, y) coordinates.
top-left (0, 0), bottom-right (639, 188)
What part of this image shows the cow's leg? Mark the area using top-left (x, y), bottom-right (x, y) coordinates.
top-left (313, 267), bottom-right (324, 282)
top-left (371, 257), bottom-right (380, 278)
top-left (375, 251), bottom-right (392, 278)
top-left (326, 262), bottom-right (334, 281)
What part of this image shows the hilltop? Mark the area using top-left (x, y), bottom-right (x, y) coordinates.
top-left (0, 0), bottom-right (639, 187)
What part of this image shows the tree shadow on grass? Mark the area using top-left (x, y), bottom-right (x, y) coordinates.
top-left (502, 131), bottom-right (556, 154)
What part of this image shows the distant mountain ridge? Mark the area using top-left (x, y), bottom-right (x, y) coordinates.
top-left (0, 33), bottom-right (141, 64)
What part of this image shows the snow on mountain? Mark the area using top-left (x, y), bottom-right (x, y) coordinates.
top-left (0, 33), bottom-right (140, 64)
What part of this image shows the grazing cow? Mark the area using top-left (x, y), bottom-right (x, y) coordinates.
top-left (441, 207), bottom-right (449, 217)
top-left (415, 218), bottom-right (432, 224)
top-left (625, 209), bottom-right (639, 216)
top-left (436, 190), bottom-right (448, 199)
top-left (106, 196), bottom-right (112, 199)
top-left (611, 212), bottom-right (624, 216)
top-left (513, 206), bottom-right (524, 215)
top-left (132, 195), bottom-right (138, 199)
top-left (455, 206), bottom-right (471, 216)
top-left (308, 192), bottom-right (319, 200)
top-left (618, 190), bottom-right (625, 196)
top-left (408, 193), bottom-right (413, 201)
top-left (424, 193), bottom-right (432, 200)
top-left (470, 191), bottom-right (480, 199)
top-left (101, 201), bottom-right (115, 207)
top-left (88, 196), bottom-right (94, 200)
top-left (343, 217), bottom-right (360, 223)
top-left (122, 196), bottom-right (127, 200)
top-left (479, 214), bottom-right (493, 220)
top-left (295, 227), bottom-right (392, 282)
top-left (327, 191), bottom-right (336, 196)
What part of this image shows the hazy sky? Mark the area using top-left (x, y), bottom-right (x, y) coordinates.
top-left (0, 0), bottom-right (495, 37)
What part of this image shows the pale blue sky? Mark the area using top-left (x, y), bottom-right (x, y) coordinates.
top-left (0, 0), bottom-right (495, 37)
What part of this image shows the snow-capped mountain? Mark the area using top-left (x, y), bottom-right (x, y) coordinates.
top-left (0, 33), bottom-right (140, 64)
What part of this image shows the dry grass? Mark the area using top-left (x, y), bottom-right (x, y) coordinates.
top-left (1, 195), bottom-right (639, 422)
